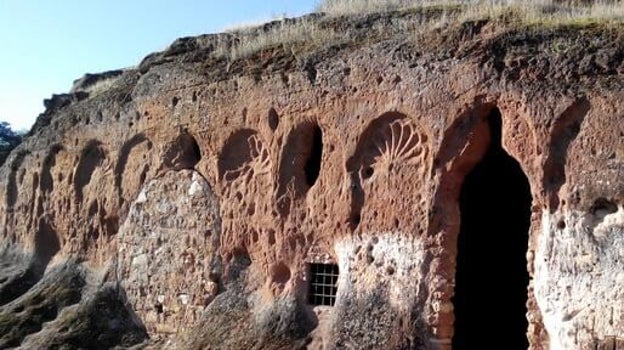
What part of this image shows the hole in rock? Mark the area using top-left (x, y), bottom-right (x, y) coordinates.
top-left (272, 262), bottom-right (291, 285)
top-left (191, 137), bottom-right (201, 163)
top-left (268, 108), bottom-right (279, 131)
top-left (304, 124), bottom-right (323, 187)
top-left (154, 303), bottom-right (164, 314)
top-left (165, 132), bottom-right (201, 170)
top-left (276, 122), bottom-right (323, 217)
top-left (308, 263), bottom-right (339, 306)
top-left (452, 108), bottom-right (532, 350)
top-left (350, 214), bottom-right (361, 229)
top-left (590, 197), bottom-right (617, 217)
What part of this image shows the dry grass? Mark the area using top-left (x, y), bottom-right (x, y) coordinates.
top-left (318, 0), bottom-right (624, 23)
top-left (214, 19), bottom-right (340, 61)
top-left (210, 0), bottom-right (624, 61)
top-left (85, 76), bottom-right (122, 97)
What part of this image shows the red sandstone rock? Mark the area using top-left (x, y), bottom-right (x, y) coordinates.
top-left (1, 10), bottom-right (624, 350)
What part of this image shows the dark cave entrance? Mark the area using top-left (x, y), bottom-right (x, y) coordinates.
top-left (452, 108), bottom-right (532, 349)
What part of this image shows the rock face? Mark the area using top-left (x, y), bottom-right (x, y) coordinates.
top-left (118, 169), bottom-right (220, 337)
top-left (1, 10), bottom-right (624, 350)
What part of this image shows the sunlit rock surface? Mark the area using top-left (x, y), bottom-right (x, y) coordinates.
top-left (1, 10), bottom-right (624, 350)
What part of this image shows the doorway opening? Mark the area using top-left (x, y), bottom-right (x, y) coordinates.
top-left (452, 108), bottom-right (532, 349)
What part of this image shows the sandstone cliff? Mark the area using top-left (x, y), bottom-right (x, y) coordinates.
top-left (1, 5), bottom-right (624, 350)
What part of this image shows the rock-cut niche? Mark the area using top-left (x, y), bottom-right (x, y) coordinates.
top-left (74, 140), bottom-right (107, 202)
top-left (346, 112), bottom-right (427, 230)
top-left (452, 108), bottom-right (532, 349)
top-left (218, 129), bottom-right (269, 182)
top-left (276, 121), bottom-right (323, 217)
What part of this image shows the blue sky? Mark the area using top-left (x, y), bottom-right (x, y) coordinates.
top-left (0, 0), bottom-right (318, 130)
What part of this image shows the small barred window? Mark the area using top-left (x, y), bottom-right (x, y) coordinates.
top-left (308, 263), bottom-right (339, 306)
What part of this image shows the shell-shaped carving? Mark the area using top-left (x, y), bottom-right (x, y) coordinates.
top-left (219, 129), bottom-right (271, 182)
top-left (346, 112), bottom-right (431, 230)
top-left (347, 112), bottom-right (429, 181)
top-left (221, 132), bottom-right (270, 182)
top-left (373, 118), bottom-right (427, 170)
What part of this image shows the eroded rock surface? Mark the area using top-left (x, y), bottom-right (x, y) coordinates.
top-left (117, 169), bottom-right (220, 337)
top-left (0, 258), bottom-right (147, 349)
top-left (1, 10), bottom-right (624, 350)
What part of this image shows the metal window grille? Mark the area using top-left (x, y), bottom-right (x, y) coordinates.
top-left (308, 263), bottom-right (339, 306)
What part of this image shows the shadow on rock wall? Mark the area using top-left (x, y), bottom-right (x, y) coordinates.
top-left (0, 257), bottom-right (147, 349)
top-left (183, 250), bottom-right (316, 350)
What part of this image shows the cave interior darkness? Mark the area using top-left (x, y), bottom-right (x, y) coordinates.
top-left (452, 108), bottom-right (533, 349)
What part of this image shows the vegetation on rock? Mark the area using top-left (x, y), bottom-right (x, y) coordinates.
top-left (204, 0), bottom-right (624, 61)
top-left (0, 121), bottom-right (22, 166)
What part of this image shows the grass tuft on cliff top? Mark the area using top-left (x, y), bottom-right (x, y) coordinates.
top-left (318, 0), bottom-right (624, 22)
top-left (212, 0), bottom-right (623, 61)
